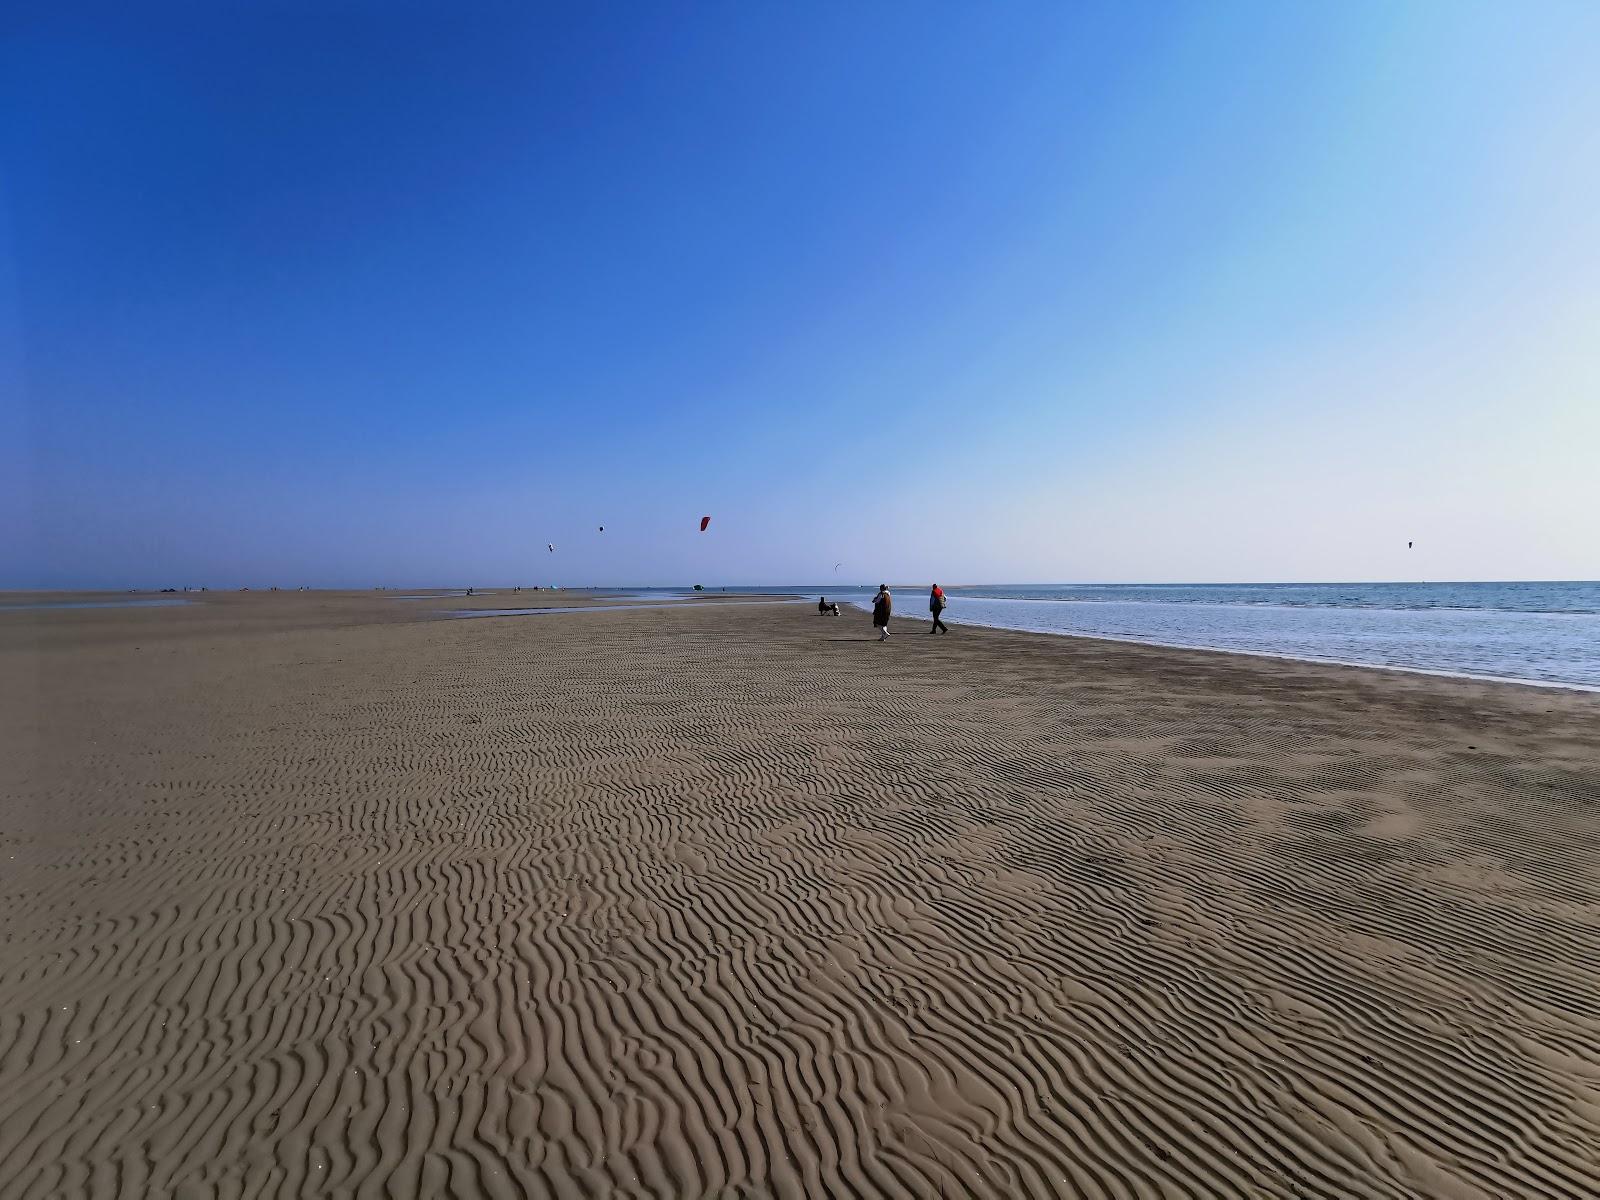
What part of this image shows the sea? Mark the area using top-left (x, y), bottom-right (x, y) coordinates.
top-left (673, 582), bottom-right (1600, 691)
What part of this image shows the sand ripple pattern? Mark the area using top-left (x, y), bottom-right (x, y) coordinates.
top-left (3, 600), bottom-right (1599, 1198)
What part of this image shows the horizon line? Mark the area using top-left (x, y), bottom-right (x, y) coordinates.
top-left (4, 578), bottom-right (1598, 595)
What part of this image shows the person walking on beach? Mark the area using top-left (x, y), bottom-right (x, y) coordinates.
top-left (872, 584), bottom-right (893, 640)
top-left (929, 583), bottom-right (948, 634)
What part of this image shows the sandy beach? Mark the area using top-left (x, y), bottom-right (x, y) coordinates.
top-left (3, 591), bottom-right (1598, 1198)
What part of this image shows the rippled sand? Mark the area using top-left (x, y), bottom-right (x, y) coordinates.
top-left (3, 592), bottom-right (1598, 1198)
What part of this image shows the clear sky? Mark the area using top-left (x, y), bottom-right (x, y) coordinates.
top-left (4, 2), bottom-right (1596, 588)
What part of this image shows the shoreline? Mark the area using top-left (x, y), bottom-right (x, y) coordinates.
top-left (858, 600), bottom-right (1600, 694)
top-left (5, 585), bottom-right (1596, 693)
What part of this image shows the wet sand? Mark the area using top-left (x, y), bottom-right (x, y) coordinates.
top-left (3, 592), bottom-right (1598, 1198)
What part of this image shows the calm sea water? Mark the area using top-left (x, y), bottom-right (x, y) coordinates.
top-left (696, 582), bottom-right (1600, 690)
top-left (949, 581), bottom-right (1600, 614)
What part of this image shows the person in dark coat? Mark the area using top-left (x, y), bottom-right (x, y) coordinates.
top-left (872, 585), bottom-right (892, 640)
top-left (928, 584), bottom-right (948, 634)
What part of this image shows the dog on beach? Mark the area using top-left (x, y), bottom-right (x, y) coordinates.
top-left (818, 596), bottom-right (840, 616)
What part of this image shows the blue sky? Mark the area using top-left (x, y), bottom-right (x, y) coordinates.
top-left (4, 2), bottom-right (1596, 588)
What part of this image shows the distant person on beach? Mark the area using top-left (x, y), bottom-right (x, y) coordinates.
top-left (818, 596), bottom-right (839, 616)
top-left (929, 583), bottom-right (948, 634)
top-left (872, 585), bottom-right (892, 640)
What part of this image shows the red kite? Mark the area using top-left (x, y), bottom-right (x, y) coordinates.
top-left (699, 516), bottom-right (711, 532)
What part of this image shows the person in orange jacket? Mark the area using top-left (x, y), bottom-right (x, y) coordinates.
top-left (929, 584), bottom-right (948, 634)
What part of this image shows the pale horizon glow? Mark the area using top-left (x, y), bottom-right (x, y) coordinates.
top-left (2, 4), bottom-right (1597, 589)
